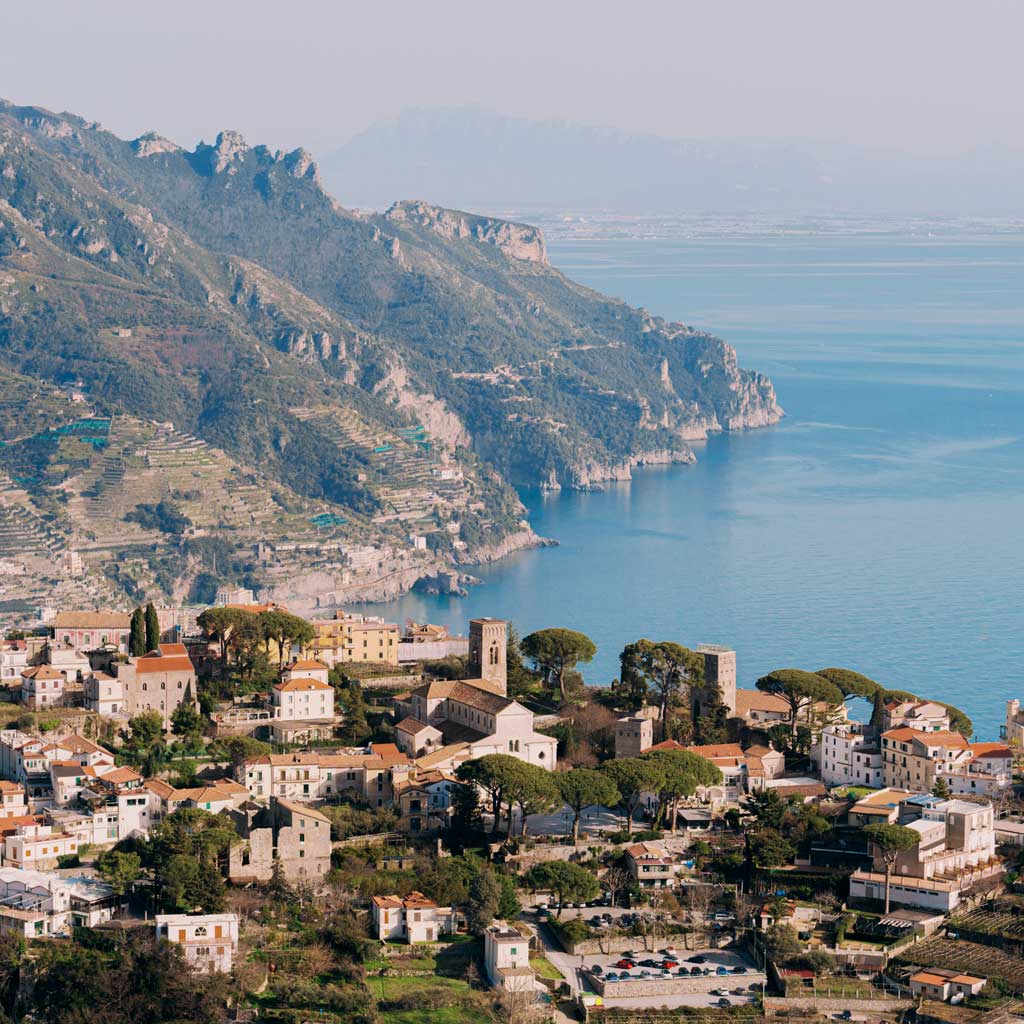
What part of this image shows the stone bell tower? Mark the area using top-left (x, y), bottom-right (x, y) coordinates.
top-left (468, 618), bottom-right (507, 696)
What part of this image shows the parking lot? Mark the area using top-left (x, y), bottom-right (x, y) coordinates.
top-left (582, 946), bottom-right (763, 1006)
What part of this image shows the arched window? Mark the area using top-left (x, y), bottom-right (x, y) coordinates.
top-left (538, 751), bottom-right (545, 760)
top-left (489, 643), bottom-right (499, 666)
top-left (142, 683), bottom-right (147, 691)
top-left (194, 926), bottom-right (208, 937)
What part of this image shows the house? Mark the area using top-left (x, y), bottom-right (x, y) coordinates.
top-left (883, 701), bottom-right (951, 733)
top-left (881, 728), bottom-right (972, 792)
top-left (226, 798), bottom-right (331, 884)
top-left (3, 822), bottom-right (78, 869)
top-left (735, 689), bottom-right (845, 733)
top-left (394, 717), bottom-right (444, 759)
top-left (638, 740), bottom-right (784, 809)
top-left (624, 842), bottom-right (680, 888)
top-left (370, 891), bottom-right (456, 943)
top-left (307, 611), bottom-right (400, 667)
top-left (155, 913), bottom-right (239, 973)
top-left (83, 671), bottom-right (125, 716)
top-left (484, 921), bottom-right (537, 992)
top-left (392, 771), bottom-right (465, 835)
top-left (847, 788), bottom-right (916, 827)
top-left (0, 782), bottom-right (26, 819)
top-left (849, 796), bottom-right (1001, 912)
top-left (237, 744), bottom-right (413, 807)
top-left (909, 969), bottom-right (986, 1002)
top-left (51, 612), bottom-right (132, 653)
top-left (20, 666), bottom-right (65, 709)
top-left (812, 722), bottom-right (883, 788)
top-left (143, 778), bottom-right (249, 822)
top-left (270, 662), bottom-right (335, 737)
top-left (0, 641), bottom-right (28, 684)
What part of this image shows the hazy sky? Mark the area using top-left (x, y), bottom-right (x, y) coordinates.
top-left (2, 1), bottom-right (1021, 159)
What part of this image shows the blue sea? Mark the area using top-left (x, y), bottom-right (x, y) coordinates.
top-left (365, 219), bottom-right (1024, 740)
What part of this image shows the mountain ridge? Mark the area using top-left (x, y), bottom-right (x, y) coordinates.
top-left (0, 98), bottom-right (781, 615)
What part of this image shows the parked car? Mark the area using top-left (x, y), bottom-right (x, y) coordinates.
top-left (711, 988), bottom-right (728, 996)
top-left (639, 959), bottom-right (659, 968)
top-left (840, 1011), bottom-right (853, 1021)
top-left (716, 966), bottom-right (730, 975)
top-left (605, 972), bottom-right (618, 981)
top-left (614, 959), bottom-right (635, 970)
top-left (731, 966), bottom-right (748, 974)
top-left (589, 916), bottom-right (602, 926)
top-left (687, 955), bottom-right (707, 964)
top-left (689, 966), bottom-right (703, 976)
top-left (591, 965), bottom-right (603, 975)
top-left (732, 987), bottom-right (747, 995)
top-left (717, 998), bottom-right (732, 1008)
top-left (601, 913), bottom-right (613, 922)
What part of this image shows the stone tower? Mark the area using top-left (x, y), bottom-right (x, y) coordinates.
top-left (615, 715), bottom-right (653, 758)
top-left (694, 644), bottom-right (737, 717)
top-left (469, 618), bottom-right (507, 695)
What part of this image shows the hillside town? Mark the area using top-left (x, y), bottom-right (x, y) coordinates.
top-left (0, 599), bottom-right (1021, 1024)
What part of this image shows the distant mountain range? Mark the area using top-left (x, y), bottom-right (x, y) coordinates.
top-left (0, 99), bottom-right (779, 614)
top-left (321, 107), bottom-right (1024, 217)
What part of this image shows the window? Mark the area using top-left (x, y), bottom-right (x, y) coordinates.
top-left (194, 926), bottom-right (208, 937)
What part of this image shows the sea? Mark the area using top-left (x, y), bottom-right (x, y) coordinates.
top-left (363, 216), bottom-right (1024, 740)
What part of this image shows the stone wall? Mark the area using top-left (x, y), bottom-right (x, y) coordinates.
top-left (592, 972), bottom-right (761, 999)
top-left (764, 996), bottom-right (913, 1015)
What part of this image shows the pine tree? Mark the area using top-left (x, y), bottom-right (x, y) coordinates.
top-left (129, 607), bottom-right (146, 657)
top-left (693, 683), bottom-right (731, 745)
top-left (145, 602), bottom-right (161, 653)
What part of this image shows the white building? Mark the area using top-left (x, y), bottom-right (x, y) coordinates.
top-left (0, 641), bottom-right (28, 685)
top-left (20, 666), bottom-right (65, 709)
top-left (155, 913), bottom-right (239, 973)
top-left (3, 822), bottom-right (79, 870)
top-left (271, 661), bottom-right (334, 722)
top-left (370, 892), bottom-right (456, 943)
top-left (484, 921), bottom-right (537, 992)
top-left (813, 722), bottom-right (883, 788)
top-left (238, 744), bottom-right (413, 808)
top-left (944, 743), bottom-right (1013, 797)
top-left (849, 795), bottom-right (1001, 912)
top-left (883, 700), bottom-right (950, 733)
top-left (393, 679), bottom-right (556, 770)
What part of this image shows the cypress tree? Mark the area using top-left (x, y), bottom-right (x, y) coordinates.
top-left (145, 602), bottom-right (161, 653)
top-left (129, 607), bottom-right (146, 657)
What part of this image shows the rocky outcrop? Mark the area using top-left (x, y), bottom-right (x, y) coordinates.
top-left (132, 131), bottom-right (181, 158)
top-left (373, 362), bottom-right (471, 452)
top-left (541, 448), bottom-right (697, 491)
top-left (192, 130), bottom-right (250, 175)
top-left (384, 200), bottom-right (548, 264)
top-left (456, 528), bottom-right (556, 565)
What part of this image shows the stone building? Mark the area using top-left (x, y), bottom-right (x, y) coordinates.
top-left (615, 715), bottom-right (653, 759)
top-left (106, 644), bottom-right (199, 729)
top-left (226, 797), bottom-right (331, 884)
top-left (693, 644), bottom-right (737, 717)
top-left (467, 618), bottom-right (507, 694)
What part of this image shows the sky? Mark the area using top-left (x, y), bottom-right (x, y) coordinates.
top-left (1, 1), bottom-right (1022, 159)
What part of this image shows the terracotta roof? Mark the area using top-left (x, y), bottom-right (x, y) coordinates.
top-left (21, 666), bottom-right (64, 680)
top-left (136, 647), bottom-right (195, 674)
top-left (55, 734), bottom-right (110, 756)
top-left (0, 782), bottom-right (23, 794)
top-left (411, 678), bottom-right (514, 714)
top-left (274, 676), bottom-right (332, 692)
top-left (970, 742), bottom-right (1011, 757)
top-left (98, 767), bottom-right (142, 785)
top-left (770, 781), bottom-right (827, 797)
top-left (160, 643), bottom-right (189, 656)
top-left (395, 716), bottom-right (435, 735)
top-left (371, 895), bottom-right (403, 909)
top-left (414, 743), bottom-right (469, 769)
top-left (53, 612), bottom-right (131, 629)
top-left (735, 689), bottom-right (791, 715)
top-left (883, 728), bottom-right (970, 749)
top-left (287, 659), bottom-right (328, 671)
top-left (275, 799), bottom-right (330, 823)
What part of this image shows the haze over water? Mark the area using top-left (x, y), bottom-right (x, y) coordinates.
top-left (365, 220), bottom-right (1024, 739)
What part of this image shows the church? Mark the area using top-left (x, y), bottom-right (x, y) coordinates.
top-left (392, 619), bottom-right (557, 771)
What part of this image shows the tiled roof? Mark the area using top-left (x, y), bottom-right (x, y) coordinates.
top-left (970, 742), bottom-right (1011, 757)
top-left (287, 659), bottom-right (329, 671)
top-left (395, 716), bottom-right (435, 735)
top-left (21, 666), bottom-right (64, 680)
top-left (53, 612), bottom-right (131, 629)
top-left (883, 728), bottom-right (970, 749)
top-left (136, 647), bottom-right (195, 674)
top-left (274, 677), bottom-right (332, 692)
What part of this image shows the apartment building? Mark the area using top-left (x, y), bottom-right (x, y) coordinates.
top-left (370, 891), bottom-right (456, 943)
top-left (143, 778), bottom-right (249, 821)
top-left (813, 722), bottom-right (883, 788)
top-left (307, 611), bottom-right (400, 667)
top-left (849, 795), bottom-right (1001, 912)
top-left (155, 913), bottom-right (239, 973)
top-left (881, 728), bottom-right (972, 792)
top-left (624, 842), bottom-right (681, 888)
top-left (237, 743), bottom-right (413, 807)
